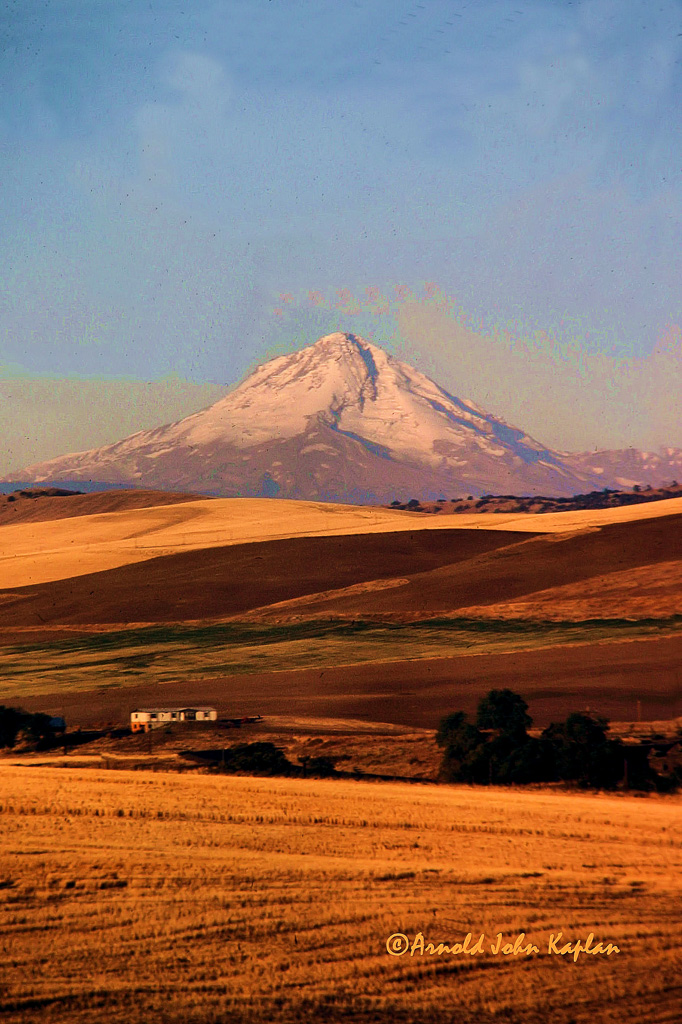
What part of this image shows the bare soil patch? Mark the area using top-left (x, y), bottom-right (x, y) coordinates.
top-left (0, 529), bottom-right (523, 627)
top-left (267, 512), bottom-right (682, 620)
top-left (459, 559), bottom-right (682, 620)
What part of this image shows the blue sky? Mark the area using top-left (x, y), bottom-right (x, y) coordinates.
top-left (1, 0), bottom-right (682, 472)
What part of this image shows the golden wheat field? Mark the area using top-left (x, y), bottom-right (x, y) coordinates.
top-left (1, 765), bottom-right (681, 1024)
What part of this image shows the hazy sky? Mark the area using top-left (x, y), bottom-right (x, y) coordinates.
top-left (2, 0), bottom-right (681, 474)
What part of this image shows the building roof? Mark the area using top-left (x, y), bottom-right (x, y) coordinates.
top-left (131, 707), bottom-right (217, 714)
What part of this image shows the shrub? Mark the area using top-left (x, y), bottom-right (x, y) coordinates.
top-left (219, 742), bottom-right (294, 776)
top-left (299, 754), bottom-right (337, 777)
top-left (22, 712), bottom-right (55, 748)
top-left (0, 706), bottom-right (58, 750)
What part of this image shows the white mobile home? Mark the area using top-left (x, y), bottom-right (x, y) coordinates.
top-left (130, 707), bottom-right (218, 732)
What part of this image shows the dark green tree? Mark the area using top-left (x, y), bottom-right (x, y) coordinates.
top-left (436, 711), bottom-right (489, 784)
top-left (542, 713), bottom-right (622, 789)
top-left (0, 706), bottom-right (25, 748)
top-left (22, 712), bottom-right (54, 748)
top-left (482, 732), bottom-right (554, 785)
top-left (439, 691), bottom-right (557, 786)
top-left (476, 689), bottom-right (532, 740)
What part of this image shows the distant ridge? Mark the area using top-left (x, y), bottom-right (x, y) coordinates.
top-left (6, 333), bottom-right (682, 502)
top-left (0, 487), bottom-right (209, 527)
top-left (388, 482), bottom-right (682, 516)
top-left (0, 480), bottom-right (145, 495)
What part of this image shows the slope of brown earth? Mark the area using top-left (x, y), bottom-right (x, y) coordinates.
top-left (0, 528), bottom-right (524, 626)
top-left (14, 634), bottom-right (682, 729)
top-left (0, 495), bottom-right (552, 590)
top-left (0, 487), bottom-right (209, 526)
top-left (3, 494), bottom-right (682, 591)
top-left (458, 559), bottom-right (682, 621)
top-left (262, 512), bottom-right (682, 620)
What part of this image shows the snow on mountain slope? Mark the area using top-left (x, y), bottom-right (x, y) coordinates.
top-left (8, 333), bottom-right (682, 502)
top-left (169, 333), bottom-right (552, 463)
top-left (563, 446), bottom-right (682, 490)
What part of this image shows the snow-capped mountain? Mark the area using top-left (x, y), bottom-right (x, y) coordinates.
top-left (9, 333), bottom-right (682, 502)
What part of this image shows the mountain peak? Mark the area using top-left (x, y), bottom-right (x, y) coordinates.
top-left (307, 330), bottom-right (381, 384)
top-left (311, 331), bottom-right (377, 354)
top-left (313, 330), bottom-right (364, 346)
top-left (10, 331), bottom-right (682, 501)
top-left (288, 330), bottom-right (382, 374)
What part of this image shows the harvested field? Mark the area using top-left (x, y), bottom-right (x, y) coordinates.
top-left (2, 493), bottom-right (681, 590)
top-left (0, 497), bottom-right (528, 590)
top-left (0, 766), bottom-right (680, 1024)
top-left (1, 490), bottom-right (681, 1024)
top-left (0, 495), bottom-right (681, 736)
top-left (1, 510), bottom-right (680, 629)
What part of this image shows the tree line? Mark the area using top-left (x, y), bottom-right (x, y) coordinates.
top-left (0, 705), bottom-right (58, 749)
top-left (437, 689), bottom-right (679, 791)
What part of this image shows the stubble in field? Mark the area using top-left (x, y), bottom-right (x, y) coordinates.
top-left (1, 766), bottom-right (681, 1024)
